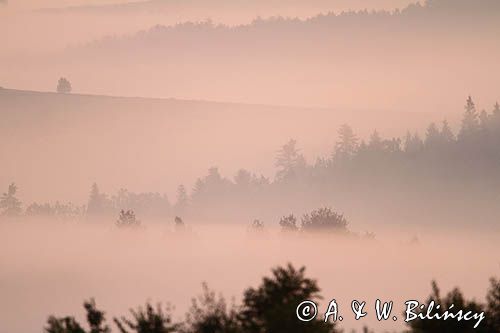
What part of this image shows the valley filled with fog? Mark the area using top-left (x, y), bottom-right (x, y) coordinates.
top-left (1, 222), bottom-right (498, 333)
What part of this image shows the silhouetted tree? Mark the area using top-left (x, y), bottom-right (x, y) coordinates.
top-left (0, 183), bottom-right (22, 217)
top-left (367, 130), bottom-right (384, 152)
top-left (87, 183), bottom-right (111, 217)
top-left (275, 139), bottom-right (304, 180)
top-left (85, 299), bottom-right (111, 333)
top-left (239, 263), bottom-right (337, 333)
top-left (490, 102), bottom-right (500, 134)
top-left (440, 120), bottom-right (455, 144)
top-left (45, 317), bottom-right (86, 333)
top-left (45, 299), bottom-right (109, 333)
top-left (424, 123), bottom-right (440, 148)
top-left (182, 283), bottom-right (240, 333)
top-left (404, 132), bottom-right (424, 154)
top-left (382, 137), bottom-right (402, 154)
top-left (479, 109), bottom-right (489, 132)
top-left (190, 168), bottom-right (234, 216)
top-left (494, 102), bottom-right (500, 115)
top-left (485, 278), bottom-right (500, 332)
top-left (406, 280), bottom-right (489, 333)
top-left (114, 303), bottom-right (178, 333)
top-left (57, 77), bottom-right (72, 94)
top-left (234, 169), bottom-right (253, 188)
top-left (40, 269), bottom-right (498, 333)
top-left (334, 124), bottom-right (358, 161)
top-left (458, 96), bottom-right (480, 141)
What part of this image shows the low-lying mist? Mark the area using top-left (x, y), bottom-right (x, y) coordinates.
top-left (0, 220), bottom-right (498, 333)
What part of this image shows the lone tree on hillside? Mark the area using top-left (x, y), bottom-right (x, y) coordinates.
top-left (57, 77), bottom-right (72, 94)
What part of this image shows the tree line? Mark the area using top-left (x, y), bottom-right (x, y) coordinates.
top-left (2, 96), bottom-right (500, 225)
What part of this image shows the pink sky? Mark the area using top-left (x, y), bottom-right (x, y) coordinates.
top-left (7, 0), bottom-right (415, 11)
top-left (4, 0), bottom-right (132, 10)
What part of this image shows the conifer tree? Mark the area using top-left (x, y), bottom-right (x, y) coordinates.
top-left (458, 96), bottom-right (480, 141)
top-left (334, 124), bottom-right (358, 160)
top-left (440, 120), bottom-right (455, 143)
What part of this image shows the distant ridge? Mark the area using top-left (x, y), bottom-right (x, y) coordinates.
top-left (0, 87), bottom-right (335, 112)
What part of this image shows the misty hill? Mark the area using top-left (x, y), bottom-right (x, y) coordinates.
top-left (0, 87), bottom-right (448, 205)
top-left (10, 0), bottom-right (497, 111)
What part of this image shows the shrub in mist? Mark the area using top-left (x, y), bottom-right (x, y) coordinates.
top-left (279, 214), bottom-right (298, 232)
top-left (116, 210), bottom-right (141, 228)
top-left (300, 207), bottom-right (348, 234)
top-left (249, 219), bottom-right (265, 233)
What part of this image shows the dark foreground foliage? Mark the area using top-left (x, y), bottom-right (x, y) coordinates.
top-left (44, 265), bottom-right (499, 333)
top-left (406, 278), bottom-right (500, 333)
top-left (45, 264), bottom-right (337, 333)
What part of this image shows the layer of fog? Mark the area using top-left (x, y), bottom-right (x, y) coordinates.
top-left (1, 220), bottom-right (498, 333)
